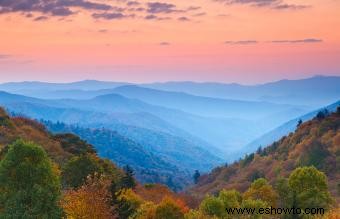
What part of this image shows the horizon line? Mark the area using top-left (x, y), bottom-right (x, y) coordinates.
top-left (0, 74), bottom-right (338, 87)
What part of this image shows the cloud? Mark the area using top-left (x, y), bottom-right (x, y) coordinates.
top-left (271, 38), bottom-right (323, 43)
top-left (159, 42), bottom-right (171, 46)
top-left (126, 1), bottom-right (141, 6)
top-left (34, 16), bottom-right (49, 21)
top-left (214, 0), bottom-right (309, 10)
top-left (193, 12), bottom-right (206, 17)
top-left (0, 0), bottom-right (197, 22)
top-left (92, 12), bottom-right (129, 20)
top-left (0, 0), bottom-right (116, 17)
top-left (273, 4), bottom-right (310, 10)
top-left (146, 2), bottom-right (180, 14)
top-left (178, 16), bottom-right (190, 21)
top-left (187, 6), bottom-right (201, 11)
top-left (0, 54), bottom-right (11, 59)
top-left (225, 40), bottom-right (258, 45)
top-left (144, 14), bottom-right (170, 20)
top-left (98, 29), bottom-right (108, 33)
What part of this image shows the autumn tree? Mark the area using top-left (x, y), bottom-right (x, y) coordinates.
top-left (0, 140), bottom-right (62, 218)
top-left (244, 178), bottom-right (278, 207)
top-left (61, 174), bottom-right (113, 219)
top-left (114, 188), bottom-right (143, 219)
top-left (155, 197), bottom-right (185, 219)
top-left (288, 166), bottom-right (333, 210)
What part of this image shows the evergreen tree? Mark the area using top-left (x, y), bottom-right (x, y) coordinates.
top-left (193, 170), bottom-right (201, 184)
top-left (297, 119), bottom-right (303, 128)
top-left (121, 165), bottom-right (136, 189)
top-left (0, 140), bottom-right (62, 218)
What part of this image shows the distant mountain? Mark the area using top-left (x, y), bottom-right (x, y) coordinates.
top-left (110, 85), bottom-right (308, 121)
top-left (0, 80), bottom-right (130, 92)
top-left (244, 100), bottom-right (340, 155)
top-left (2, 76), bottom-right (339, 107)
top-left (190, 110), bottom-right (340, 200)
top-left (0, 90), bottom-right (308, 155)
top-left (43, 121), bottom-right (191, 191)
top-left (143, 76), bottom-right (340, 106)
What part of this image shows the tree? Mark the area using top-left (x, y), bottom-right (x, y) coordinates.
top-left (62, 153), bottom-right (104, 188)
top-left (61, 174), bottom-right (114, 219)
top-left (240, 199), bottom-right (269, 219)
top-left (297, 119), bottom-right (303, 128)
top-left (244, 178), bottom-right (278, 207)
top-left (0, 140), bottom-right (62, 218)
top-left (337, 106), bottom-right (340, 114)
top-left (288, 166), bottom-right (333, 210)
top-left (121, 165), bottom-right (136, 189)
top-left (199, 196), bottom-right (225, 218)
top-left (193, 170), bottom-right (201, 184)
top-left (218, 189), bottom-right (242, 209)
top-left (316, 109), bottom-right (329, 120)
top-left (155, 197), bottom-right (185, 219)
top-left (115, 189), bottom-right (143, 219)
top-left (275, 178), bottom-right (294, 209)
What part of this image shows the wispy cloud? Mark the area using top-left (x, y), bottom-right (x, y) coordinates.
top-left (225, 40), bottom-right (258, 45)
top-left (271, 38), bottom-right (323, 43)
top-left (92, 12), bottom-right (130, 20)
top-left (178, 16), bottom-right (190, 22)
top-left (146, 2), bottom-right (182, 14)
top-left (159, 42), bottom-right (171, 46)
top-left (0, 54), bottom-right (11, 59)
top-left (215, 0), bottom-right (309, 10)
top-left (0, 0), bottom-right (198, 22)
top-left (0, 0), bottom-right (112, 16)
top-left (34, 16), bottom-right (49, 21)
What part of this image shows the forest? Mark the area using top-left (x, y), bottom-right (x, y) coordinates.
top-left (0, 106), bottom-right (339, 218)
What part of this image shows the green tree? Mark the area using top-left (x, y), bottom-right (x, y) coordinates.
top-left (275, 178), bottom-right (294, 208)
top-left (288, 166), bottom-right (333, 210)
top-left (62, 153), bottom-right (104, 188)
top-left (199, 196), bottom-right (225, 218)
top-left (218, 189), bottom-right (242, 209)
top-left (0, 140), bottom-right (62, 218)
top-left (121, 165), bottom-right (136, 189)
top-left (244, 178), bottom-right (278, 207)
top-left (240, 199), bottom-right (269, 219)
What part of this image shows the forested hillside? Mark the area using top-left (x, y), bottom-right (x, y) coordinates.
top-left (43, 121), bottom-right (192, 191)
top-left (0, 107), bottom-right (194, 218)
top-left (1, 102), bottom-right (339, 218)
top-left (190, 108), bottom-right (340, 201)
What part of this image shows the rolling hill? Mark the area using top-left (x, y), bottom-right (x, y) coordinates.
top-left (143, 75), bottom-right (340, 107)
top-left (189, 109), bottom-right (340, 201)
top-left (244, 100), bottom-right (340, 155)
top-left (43, 121), bottom-right (192, 191)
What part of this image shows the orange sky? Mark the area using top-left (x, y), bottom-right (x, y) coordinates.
top-left (0, 0), bottom-right (340, 83)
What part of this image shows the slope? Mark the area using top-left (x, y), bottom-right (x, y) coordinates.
top-left (190, 109), bottom-right (340, 200)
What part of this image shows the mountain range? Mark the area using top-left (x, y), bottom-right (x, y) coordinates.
top-left (0, 75), bottom-right (339, 188)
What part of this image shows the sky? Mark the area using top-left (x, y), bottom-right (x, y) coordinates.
top-left (0, 0), bottom-right (340, 84)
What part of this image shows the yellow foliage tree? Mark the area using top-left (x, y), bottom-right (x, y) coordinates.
top-left (61, 174), bottom-right (114, 219)
top-left (243, 178), bottom-right (278, 207)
